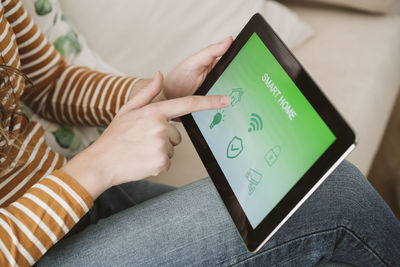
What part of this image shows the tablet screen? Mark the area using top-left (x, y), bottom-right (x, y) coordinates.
top-left (192, 33), bottom-right (336, 229)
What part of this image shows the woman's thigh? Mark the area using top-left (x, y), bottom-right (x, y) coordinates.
top-left (37, 161), bottom-right (400, 266)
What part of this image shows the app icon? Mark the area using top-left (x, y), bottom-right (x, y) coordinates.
top-left (245, 168), bottom-right (263, 196)
top-left (248, 113), bottom-right (263, 132)
top-left (229, 88), bottom-right (244, 107)
top-left (264, 145), bottom-right (281, 166)
top-left (209, 110), bottom-right (225, 129)
top-left (226, 136), bottom-right (243, 159)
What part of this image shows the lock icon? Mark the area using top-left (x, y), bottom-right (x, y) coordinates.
top-left (264, 145), bottom-right (281, 167)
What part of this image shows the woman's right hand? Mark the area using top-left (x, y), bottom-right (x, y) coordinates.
top-left (61, 72), bottom-right (231, 199)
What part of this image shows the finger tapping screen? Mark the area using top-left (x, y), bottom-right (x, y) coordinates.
top-left (192, 33), bottom-right (336, 229)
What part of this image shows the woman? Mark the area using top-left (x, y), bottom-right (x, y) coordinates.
top-left (0, 0), bottom-right (399, 266)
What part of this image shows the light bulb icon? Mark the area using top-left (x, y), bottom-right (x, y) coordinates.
top-left (209, 111), bottom-right (224, 129)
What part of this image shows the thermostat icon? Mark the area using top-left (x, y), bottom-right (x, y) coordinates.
top-left (264, 145), bottom-right (281, 166)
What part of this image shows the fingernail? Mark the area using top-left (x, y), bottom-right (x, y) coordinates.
top-left (220, 95), bottom-right (231, 106)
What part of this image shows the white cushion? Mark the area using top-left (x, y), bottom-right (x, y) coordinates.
top-left (60, 0), bottom-right (314, 77)
top-left (22, 0), bottom-right (120, 73)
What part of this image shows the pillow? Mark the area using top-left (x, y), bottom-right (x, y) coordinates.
top-left (22, 0), bottom-right (121, 74)
top-left (287, 0), bottom-right (394, 13)
top-left (59, 0), bottom-right (314, 77)
top-left (21, 0), bottom-right (115, 158)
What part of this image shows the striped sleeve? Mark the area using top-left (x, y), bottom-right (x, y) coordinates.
top-left (2, 0), bottom-right (139, 127)
top-left (0, 170), bottom-right (93, 266)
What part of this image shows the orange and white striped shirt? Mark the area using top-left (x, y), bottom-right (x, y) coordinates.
top-left (0, 0), bottom-right (139, 265)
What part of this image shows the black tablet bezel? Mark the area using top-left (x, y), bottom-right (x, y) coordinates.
top-left (181, 13), bottom-right (356, 252)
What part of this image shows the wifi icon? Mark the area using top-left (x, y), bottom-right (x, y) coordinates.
top-left (248, 113), bottom-right (263, 132)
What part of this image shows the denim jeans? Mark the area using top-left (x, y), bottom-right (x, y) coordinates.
top-left (36, 161), bottom-right (400, 266)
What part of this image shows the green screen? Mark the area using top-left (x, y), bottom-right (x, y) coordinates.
top-left (192, 33), bottom-right (336, 229)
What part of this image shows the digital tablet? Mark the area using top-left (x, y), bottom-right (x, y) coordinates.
top-left (181, 13), bottom-right (357, 253)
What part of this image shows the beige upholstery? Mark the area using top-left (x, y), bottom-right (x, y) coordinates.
top-left (287, 3), bottom-right (400, 176)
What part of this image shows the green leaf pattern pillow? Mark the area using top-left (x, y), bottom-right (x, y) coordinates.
top-left (21, 0), bottom-right (122, 158)
top-left (34, 0), bottom-right (52, 16)
top-left (31, 0), bottom-right (82, 62)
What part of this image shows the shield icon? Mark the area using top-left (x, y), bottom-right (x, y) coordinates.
top-left (226, 136), bottom-right (244, 159)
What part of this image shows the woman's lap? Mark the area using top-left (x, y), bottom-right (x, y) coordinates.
top-left (36, 161), bottom-right (400, 266)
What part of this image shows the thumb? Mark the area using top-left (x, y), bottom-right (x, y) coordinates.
top-left (124, 72), bottom-right (164, 111)
top-left (191, 36), bottom-right (233, 67)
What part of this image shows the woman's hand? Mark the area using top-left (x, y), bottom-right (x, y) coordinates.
top-left (62, 72), bottom-right (231, 199)
top-left (163, 36), bottom-right (233, 100)
top-left (127, 37), bottom-right (232, 103)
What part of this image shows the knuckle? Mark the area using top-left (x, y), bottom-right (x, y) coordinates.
top-left (148, 119), bottom-right (166, 135)
top-left (154, 124), bottom-right (168, 137)
top-left (143, 105), bottom-right (159, 117)
top-left (211, 95), bottom-right (221, 108)
top-left (144, 106), bottom-right (155, 115)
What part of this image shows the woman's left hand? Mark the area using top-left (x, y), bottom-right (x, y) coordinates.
top-left (164, 36), bottom-right (233, 100)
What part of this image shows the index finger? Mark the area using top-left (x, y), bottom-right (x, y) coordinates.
top-left (154, 95), bottom-right (231, 120)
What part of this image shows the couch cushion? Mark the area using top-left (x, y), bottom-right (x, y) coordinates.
top-left (285, 3), bottom-right (400, 175)
top-left (60, 0), bottom-right (314, 77)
